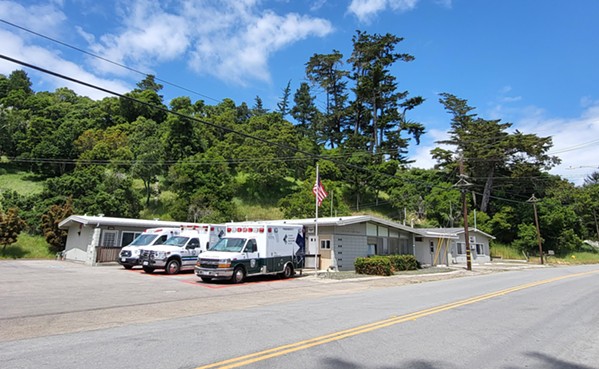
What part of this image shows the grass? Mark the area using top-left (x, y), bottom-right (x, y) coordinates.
top-left (233, 198), bottom-right (285, 221)
top-left (490, 243), bottom-right (527, 260)
top-left (0, 233), bottom-right (54, 260)
top-left (546, 252), bottom-right (599, 265)
top-left (0, 170), bottom-right (45, 196)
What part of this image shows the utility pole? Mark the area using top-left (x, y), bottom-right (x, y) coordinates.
top-left (527, 194), bottom-right (544, 265)
top-left (454, 154), bottom-right (472, 271)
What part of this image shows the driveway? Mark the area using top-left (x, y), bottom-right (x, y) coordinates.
top-left (0, 259), bottom-right (546, 342)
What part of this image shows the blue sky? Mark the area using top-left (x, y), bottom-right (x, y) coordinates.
top-left (1, 0), bottom-right (598, 185)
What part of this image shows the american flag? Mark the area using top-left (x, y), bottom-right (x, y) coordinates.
top-left (312, 175), bottom-right (328, 207)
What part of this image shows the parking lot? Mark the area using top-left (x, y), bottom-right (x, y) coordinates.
top-left (2, 259), bottom-right (536, 343)
top-left (0, 260), bottom-right (330, 342)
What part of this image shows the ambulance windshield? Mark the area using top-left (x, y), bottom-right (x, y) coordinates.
top-left (210, 238), bottom-right (246, 252)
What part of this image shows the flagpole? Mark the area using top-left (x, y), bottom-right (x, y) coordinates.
top-left (314, 164), bottom-right (319, 275)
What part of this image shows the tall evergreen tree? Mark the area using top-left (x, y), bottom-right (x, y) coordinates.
top-left (347, 30), bottom-right (424, 157)
top-left (434, 93), bottom-right (560, 213)
top-left (305, 50), bottom-right (349, 147)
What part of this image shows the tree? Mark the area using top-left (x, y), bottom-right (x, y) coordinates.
top-left (136, 74), bottom-right (163, 93)
top-left (119, 83), bottom-right (167, 123)
top-left (347, 31), bottom-right (424, 157)
top-left (129, 118), bottom-right (164, 206)
top-left (166, 149), bottom-right (235, 221)
top-left (0, 208), bottom-right (27, 254)
top-left (277, 80), bottom-right (292, 118)
top-left (291, 82), bottom-right (320, 140)
top-left (434, 93), bottom-right (560, 213)
top-left (305, 50), bottom-right (349, 147)
top-left (41, 198), bottom-right (73, 253)
top-left (251, 96), bottom-right (268, 116)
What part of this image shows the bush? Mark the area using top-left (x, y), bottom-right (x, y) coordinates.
top-left (388, 254), bottom-right (420, 271)
top-left (355, 254), bottom-right (420, 276)
top-left (355, 256), bottom-right (393, 276)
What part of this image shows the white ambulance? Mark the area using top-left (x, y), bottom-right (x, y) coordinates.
top-left (139, 224), bottom-right (225, 274)
top-left (195, 223), bottom-right (305, 283)
top-left (118, 228), bottom-right (181, 269)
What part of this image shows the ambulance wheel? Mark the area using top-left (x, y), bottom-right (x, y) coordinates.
top-left (200, 277), bottom-right (213, 283)
top-left (282, 264), bottom-right (293, 279)
top-left (123, 265), bottom-right (133, 270)
top-left (231, 266), bottom-right (245, 284)
top-left (143, 266), bottom-right (154, 274)
top-left (165, 259), bottom-right (181, 275)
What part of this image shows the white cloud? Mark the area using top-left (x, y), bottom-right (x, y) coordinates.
top-left (0, 0), bottom-right (66, 38)
top-left (185, 4), bottom-right (333, 85)
top-left (348, 0), bottom-right (419, 23)
top-left (80, 0), bottom-right (332, 85)
top-left (410, 127), bottom-right (450, 170)
top-left (435, 0), bottom-right (452, 9)
top-left (87, 0), bottom-right (190, 76)
top-left (0, 29), bottom-right (130, 99)
top-left (515, 103), bottom-right (599, 185)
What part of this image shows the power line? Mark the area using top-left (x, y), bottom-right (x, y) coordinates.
top-left (1, 54), bottom-right (549, 210)
top-left (0, 18), bottom-right (221, 103)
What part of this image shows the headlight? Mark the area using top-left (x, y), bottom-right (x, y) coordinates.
top-left (154, 251), bottom-right (168, 259)
top-left (218, 259), bottom-right (231, 268)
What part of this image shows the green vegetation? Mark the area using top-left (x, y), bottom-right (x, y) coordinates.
top-left (0, 31), bottom-right (598, 259)
top-left (546, 252), bottom-right (599, 265)
top-left (354, 255), bottom-right (420, 276)
top-left (0, 233), bottom-right (53, 259)
top-left (490, 243), bottom-right (527, 260)
top-left (0, 170), bottom-right (44, 195)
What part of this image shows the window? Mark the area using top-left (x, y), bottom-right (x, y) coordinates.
top-left (154, 235), bottom-right (168, 245)
top-left (476, 243), bottom-right (484, 255)
top-left (320, 239), bottom-right (331, 249)
top-left (456, 242), bottom-right (464, 255)
top-left (101, 230), bottom-right (118, 247)
top-left (415, 237), bottom-right (423, 242)
top-left (245, 239), bottom-right (257, 253)
top-left (121, 231), bottom-right (142, 247)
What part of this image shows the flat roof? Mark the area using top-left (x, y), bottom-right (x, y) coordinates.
top-left (58, 215), bottom-right (204, 229)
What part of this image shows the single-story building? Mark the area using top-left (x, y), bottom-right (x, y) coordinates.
top-left (413, 228), bottom-right (495, 265)
top-left (276, 215), bottom-right (417, 271)
top-left (58, 215), bottom-right (203, 264)
top-left (59, 214), bottom-right (496, 270)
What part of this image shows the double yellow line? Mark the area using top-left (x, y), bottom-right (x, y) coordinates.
top-left (197, 270), bottom-right (599, 369)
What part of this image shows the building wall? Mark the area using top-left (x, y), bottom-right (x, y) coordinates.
top-left (414, 237), bottom-right (453, 266)
top-left (64, 226), bottom-right (94, 261)
top-left (63, 224), bottom-right (152, 262)
top-left (451, 233), bottom-right (492, 263)
top-left (307, 222), bottom-right (414, 271)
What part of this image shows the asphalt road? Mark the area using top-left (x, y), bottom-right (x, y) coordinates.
top-left (1, 261), bottom-right (598, 369)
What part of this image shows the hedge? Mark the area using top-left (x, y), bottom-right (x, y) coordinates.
top-left (354, 254), bottom-right (420, 276)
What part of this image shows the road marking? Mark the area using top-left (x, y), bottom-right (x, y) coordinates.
top-left (195, 269), bottom-right (599, 369)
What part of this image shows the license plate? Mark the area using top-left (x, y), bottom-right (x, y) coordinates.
top-left (142, 261), bottom-right (148, 266)
top-left (121, 258), bottom-right (126, 262)
top-left (201, 270), bottom-right (211, 275)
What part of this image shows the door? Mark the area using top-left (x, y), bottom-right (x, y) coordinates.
top-left (182, 238), bottom-right (200, 268)
top-left (243, 239), bottom-right (261, 275)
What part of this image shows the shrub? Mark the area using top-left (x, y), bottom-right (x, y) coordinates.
top-left (388, 254), bottom-right (420, 271)
top-left (355, 256), bottom-right (393, 276)
top-left (354, 254), bottom-right (420, 276)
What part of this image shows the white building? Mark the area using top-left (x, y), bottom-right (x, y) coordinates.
top-left (59, 214), bottom-right (496, 269)
top-left (413, 228), bottom-right (495, 265)
top-left (58, 215), bottom-right (201, 264)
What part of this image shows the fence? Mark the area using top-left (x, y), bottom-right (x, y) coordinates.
top-left (96, 247), bottom-right (121, 263)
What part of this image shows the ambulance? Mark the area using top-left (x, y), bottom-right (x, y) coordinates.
top-left (139, 224), bottom-right (225, 274)
top-left (117, 228), bottom-right (181, 269)
top-left (195, 223), bottom-right (305, 283)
